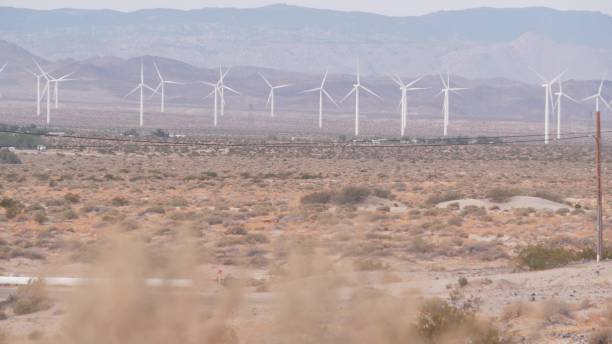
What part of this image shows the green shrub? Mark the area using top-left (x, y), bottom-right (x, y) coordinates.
top-left (486, 188), bottom-right (520, 203)
top-left (301, 191), bottom-right (333, 204)
top-left (334, 186), bottom-right (370, 204)
top-left (533, 190), bottom-right (565, 203)
top-left (63, 193), bottom-right (80, 204)
top-left (426, 191), bottom-right (463, 205)
top-left (353, 258), bottom-right (389, 271)
top-left (0, 149), bottom-right (21, 164)
top-left (11, 281), bottom-right (52, 315)
top-left (111, 197), bottom-right (129, 206)
top-left (516, 245), bottom-right (575, 271)
top-left (0, 197), bottom-right (24, 219)
top-left (372, 188), bottom-right (393, 199)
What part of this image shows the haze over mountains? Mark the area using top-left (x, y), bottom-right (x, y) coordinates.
top-left (0, 5), bottom-right (610, 124)
top-left (0, 5), bottom-right (611, 82)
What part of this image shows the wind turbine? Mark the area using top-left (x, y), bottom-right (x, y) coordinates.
top-left (553, 78), bottom-right (577, 139)
top-left (583, 76), bottom-right (611, 114)
top-left (151, 62), bottom-right (181, 113)
top-left (126, 61), bottom-right (155, 127)
top-left (340, 62), bottom-right (382, 136)
top-left (0, 63), bottom-right (6, 98)
top-left (25, 68), bottom-right (44, 116)
top-left (533, 70), bottom-right (564, 144)
top-left (438, 72), bottom-right (467, 137)
top-left (259, 73), bottom-right (291, 118)
top-left (50, 72), bottom-right (75, 109)
top-left (218, 67), bottom-right (238, 118)
top-left (201, 67), bottom-right (239, 127)
top-left (33, 60), bottom-right (54, 125)
top-left (390, 75), bottom-right (427, 137)
top-left (301, 69), bottom-right (338, 129)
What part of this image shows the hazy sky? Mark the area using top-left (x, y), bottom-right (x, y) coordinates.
top-left (3, 0), bottom-right (612, 16)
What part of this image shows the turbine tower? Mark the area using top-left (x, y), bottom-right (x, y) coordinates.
top-left (390, 75), bottom-right (427, 137)
top-left (0, 63), bottom-right (6, 98)
top-left (151, 62), bottom-right (181, 113)
top-left (25, 68), bottom-right (44, 116)
top-left (583, 76), bottom-right (611, 114)
top-left (439, 72), bottom-right (467, 137)
top-left (126, 61), bottom-right (155, 127)
top-left (533, 70), bottom-right (564, 144)
top-left (340, 62), bottom-right (382, 137)
top-left (301, 69), bottom-right (338, 129)
top-left (553, 78), bottom-right (577, 139)
top-left (259, 73), bottom-right (291, 118)
top-left (218, 67), bottom-right (238, 118)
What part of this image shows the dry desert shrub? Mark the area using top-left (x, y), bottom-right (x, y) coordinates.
top-left (486, 188), bottom-right (520, 203)
top-left (9, 280), bottom-right (53, 316)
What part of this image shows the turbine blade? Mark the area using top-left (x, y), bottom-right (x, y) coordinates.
top-left (274, 84), bottom-right (292, 89)
top-left (223, 86), bottom-right (240, 95)
top-left (407, 87), bottom-right (430, 91)
top-left (24, 68), bottom-right (38, 77)
top-left (601, 96), bottom-right (612, 111)
top-left (340, 87), bottom-right (356, 104)
top-left (389, 74), bottom-right (403, 87)
top-left (582, 94), bottom-right (598, 102)
top-left (529, 67), bottom-right (547, 83)
top-left (321, 69), bottom-right (329, 88)
top-left (550, 70), bottom-right (565, 85)
top-left (165, 81), bottom-right (183, 85)
top-left (598, 77), bottom-right (606, 95)
top-left (258, 73), bottom-right (272, 87)
top-left (125, 85), bottom-right (140, 98)
top-left (0, 63), bottom-right (6, 73)
top-left (143, 84), bottom-right (156, 93)
top-left (154, 62), bottom-right (163, 82)
top-left (439, 73), bottom-right (448, 88)
top-left (360, 85), bottom-right (382, 100)
top-left (205, 88), bottom-right (216, 99)
top-left (563, 94), bottom-right (578, 103)
top-left (322, 88), bottom-right (338, 107)
top-left (200, 81), bottom-right (217, 88)
top-left (266, 90), bottom-right (272, 107)
top-left (301, 88), bottom-right (320, 94)
top-left (406, 75), bottom-right (424, 88)
top-left (150, 83), bottom-right (162, 97)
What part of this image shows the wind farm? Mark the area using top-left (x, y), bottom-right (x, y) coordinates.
top-left (2, 4), bottom-right (612, 344)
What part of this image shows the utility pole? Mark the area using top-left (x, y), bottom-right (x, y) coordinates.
top-left (596, 111), bottom-right (604, 262)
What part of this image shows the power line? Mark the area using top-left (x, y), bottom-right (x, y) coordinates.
top-left (0, 129), bottom-right (599, 150)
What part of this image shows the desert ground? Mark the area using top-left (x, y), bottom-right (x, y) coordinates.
top-left (0, 113), bottom-right (612, 343)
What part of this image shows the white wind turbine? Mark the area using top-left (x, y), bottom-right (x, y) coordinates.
top-left (583, 76), bottom-right (611, 114)
top-left (51, 72), bottom-right (75, 109)
top-left (126, 61), bottom-right (155, 127)
top-left (438, 72), bottom-right (467, 137)
top-left (151, 62), bottom-right (182, 113)
top-left (259, 73), bottom-right (291, 118)
top-left (25, 68), bottom-right (44, 116)
top-left (340, 63), bottom-right (382, 136)
top-left (553, 78), bottom-right (577, 139)
top-left (533, 70), bottom-right (564, 144)
top-left (301, 69), bottom-right (338, 129)
top-left (201, 67), bottom-right (239, 127)
top-left (0, 63), bottom-right (6, 98)
top-left (33, 60), bottom-right (55, 125)
top-left (390, 75), bottom-right (427, 137)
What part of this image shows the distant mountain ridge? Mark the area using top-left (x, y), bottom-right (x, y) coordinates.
top-left (0, 5), bottom-right (611, 82)
top-left (0, 40), bottom-right (609, 124)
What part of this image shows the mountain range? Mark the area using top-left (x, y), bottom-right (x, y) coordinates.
top-left (0, 39), bottom-right (609, 124)
top-left (0, 5), bottom-right (611, 82)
